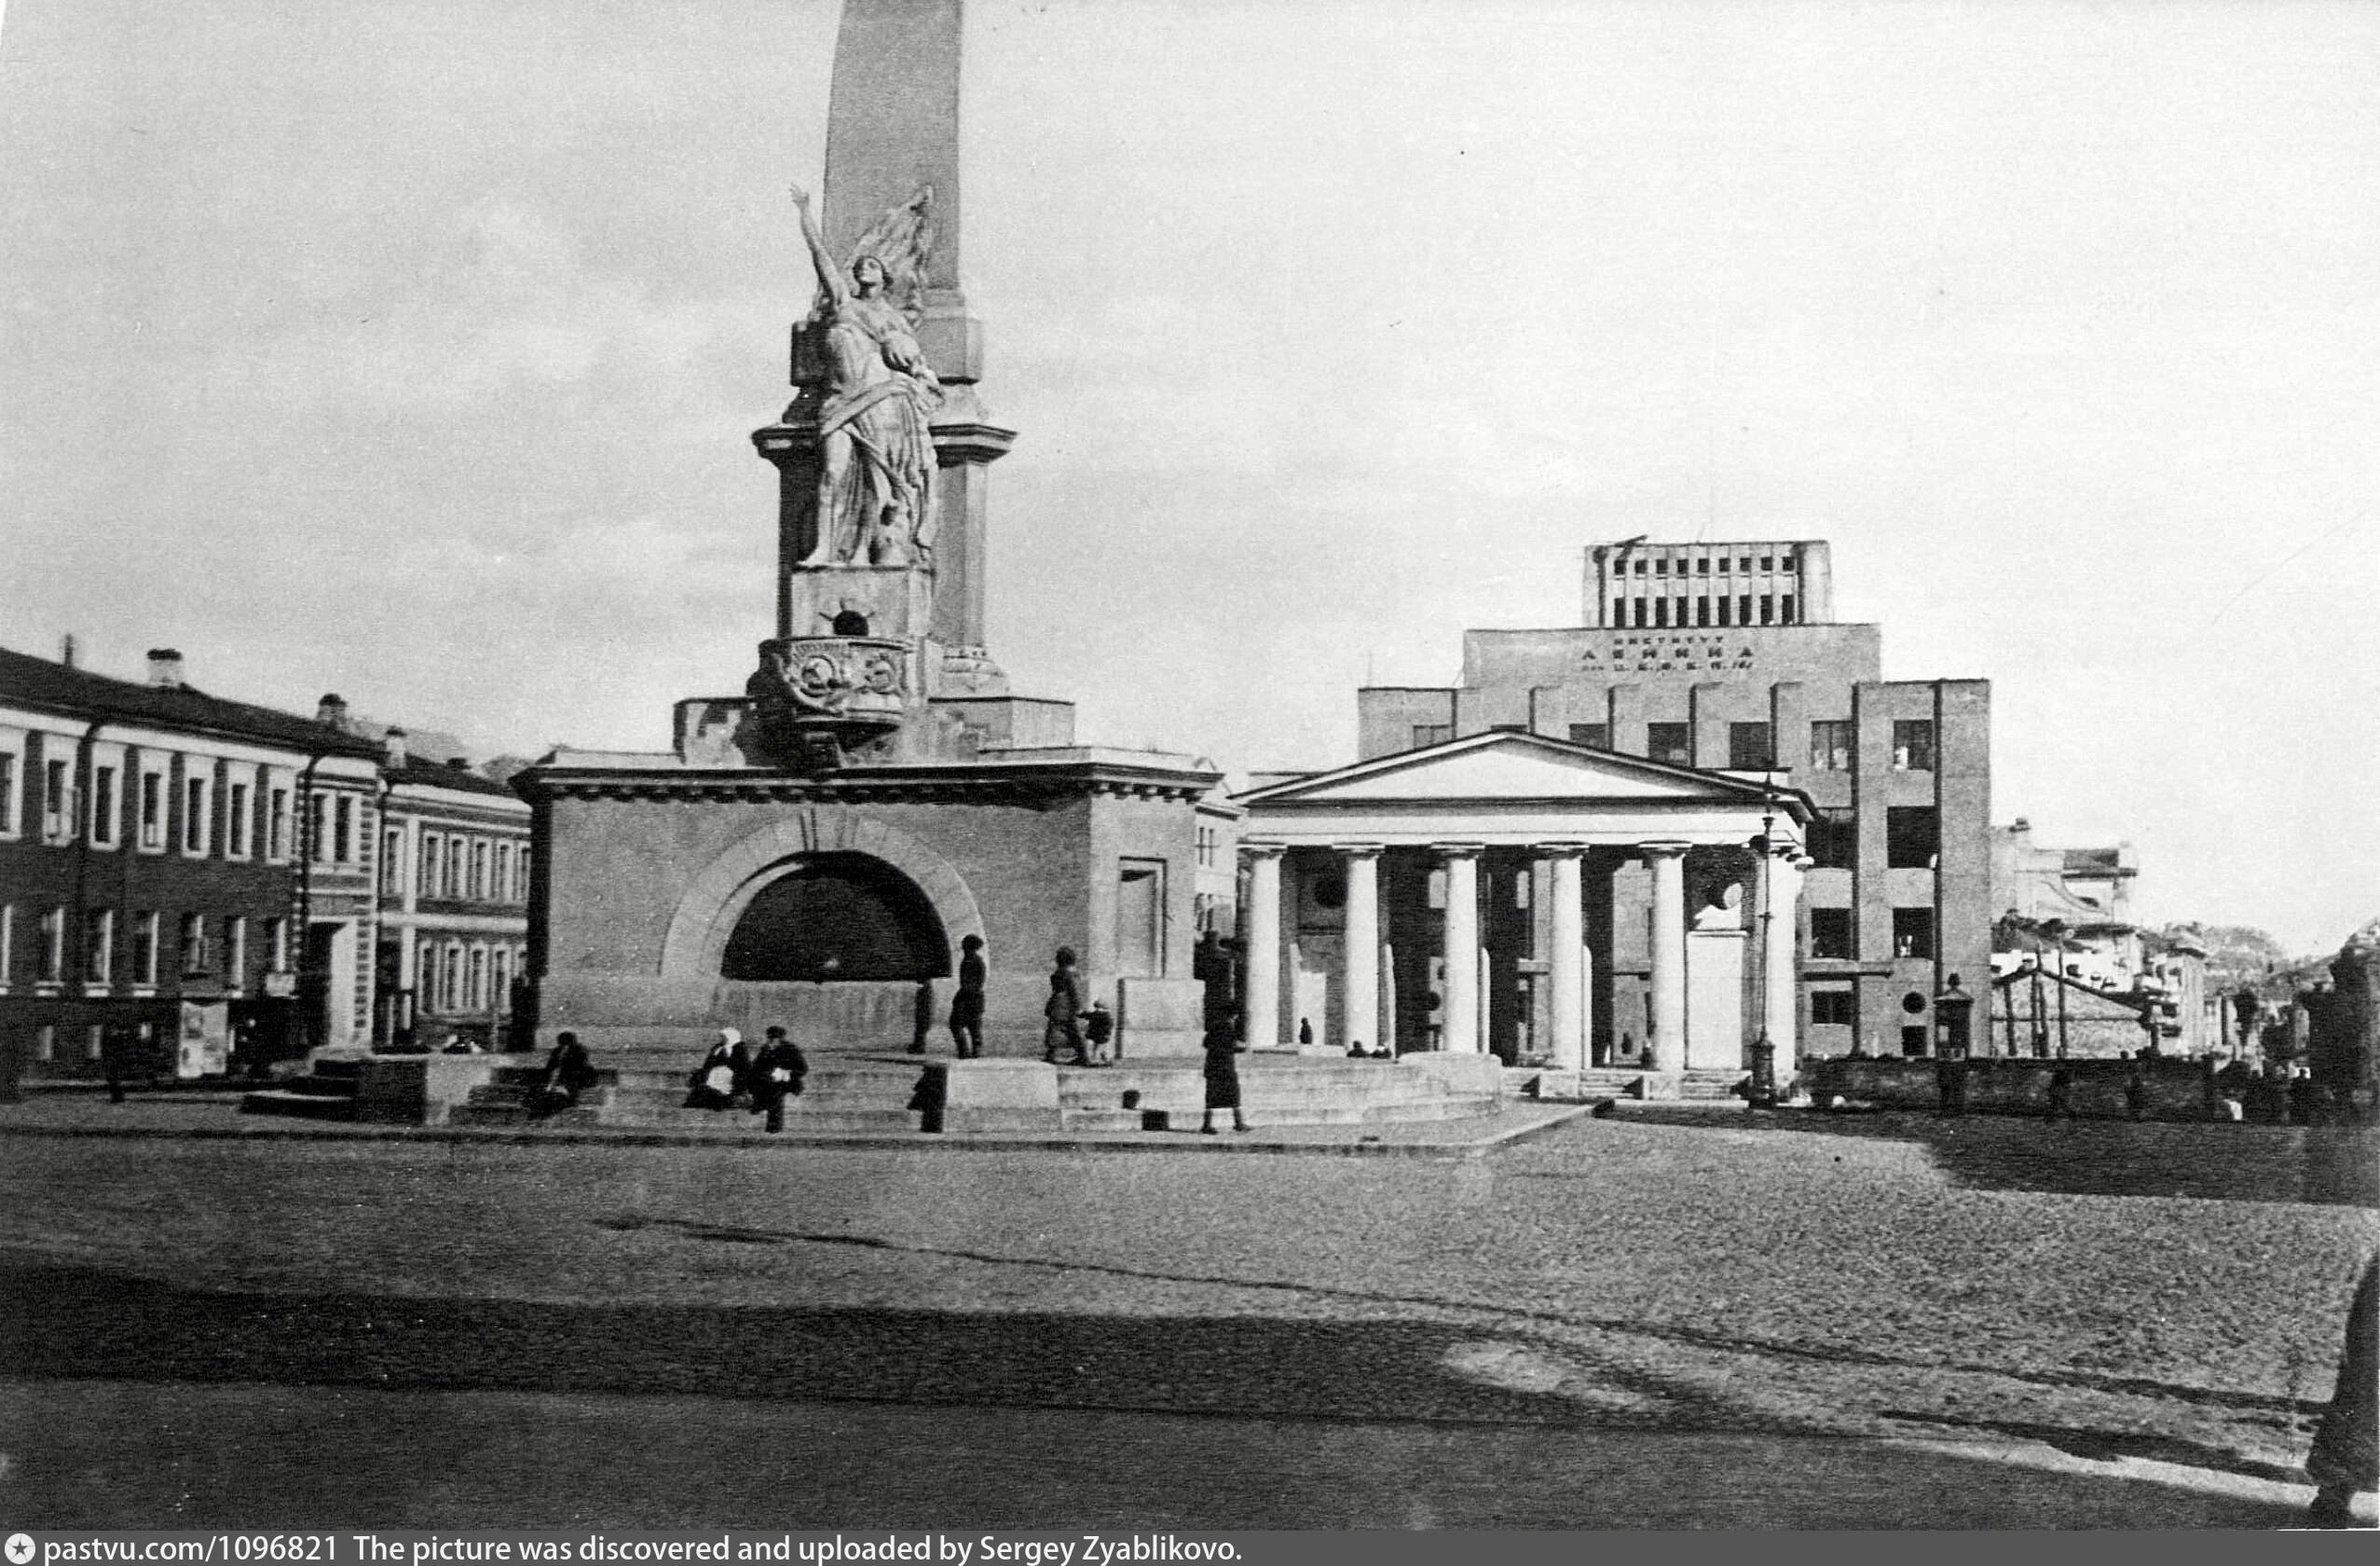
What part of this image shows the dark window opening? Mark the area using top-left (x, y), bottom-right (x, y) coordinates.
top-left (1885, 806), bottom-right (1938, 870)
top-left (1892, 909), bottom-right (1935, 960)
top-left (1780, 594), bottom-right (1796, 623)
top-left (1646, 722), bottom-right (1691, 766)
top-left (1717, 597), bottom-right (1732, 626)
top-left (1811, 988), bottom-right (1854, 1026)
top-left (720, 853), bottom-right (950, 982)
top-left (1654, 598), bottom-right (1670, 628)
top-left (1568, 723), bottom-right (1610, 750)
top-left (831, 610), bottom-right (870, 637)
top-left (1654, 558), bottom-right (1669, 575)
top-left (1739, 595), bottom-right (1752, 624)
top-left (1893, 720), bottom-right (1937, 772)
top-left (1758, 595), bottom-right (1774, 625)
top-left (1901, 1025), bottom-right (1929, 1057)
top-left (1696, 557), bottom-right (1710, 574)
top-left (1728, 721), bottom-right (1773, 770)
top-left (1810, 908), bottom-right (1854, 960)
top-left (1808, 808), bottom-right (1856, 869)
top-left (1696, 598), bottom-right (1711, 626)
top-left (1634, 598), bottom-right (1648, 626)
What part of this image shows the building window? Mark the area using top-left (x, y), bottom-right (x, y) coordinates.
top-left (1892, 908), bottom-right (1935, 960)
top-left (226, 781), bottom-right (252, 858)
top-left (1653, 598), bottom-right (1670, 628)
top-left (43, 759), bottom-right (69, 839)
top-left (516, 847), bottom-right (531, 902)
top-left (86, 908), bottom-right (114, 983)
top-left (267, 788), bottom-right (290, 859)
top-left (1653, 557), bottom-right (1668, 576)
top-left (183, 775), bottom-right (209, 854)
top-left (1717, 596), bottom-right (1732, 627)
top-left (467, 947), bottom-right (486, 1010)
top-left (418, 834), bottom-right (441, 898)
top-left (134, 913), bottom-right (159, 985)
top-left (471, 841), bottom-right (490, 900)
top-left (1811, 988), bottom-right (1855, 1026)
top-left (1810, 908), bottom-right (1854, 960)
top-left (1411, 723), bottom-right (1453, 749)
top-left (496, 841), bottom-right (515, 895)
top-left (1728, 722), bottom-right (1773, 770)
top-left (1737, 595), bottom-right (1752, 625)
top-left (1760, 556), bottom-right (1774, 571)
top-left (1758, 594), bottom-right (1774, 625)
top-left (40, 907), bottom-right (66, 982)
top-left (139, 769), bottom-right (164, 849)
top-left (0, 750), bottom-right (15, 836)
top-left (180, 913), bottom-right (208, 977)
top-left (1780, 594), bottom-right (1796, 624)
top-left (89, 765), bottom-right (117, 846)
top-left (491, 947), bottom-right (511, 1013)
top-left (226, 916), bottom-right (246, 985)
top-left (1885, 806), bottom-right (1939, 870)
top-left (1892, 720), bottom-right (1936, 772)
top-left (1807, 808), bottom-right (1855, 870)
top-left (415, 943), bottom-right (435, 1006)
top-left (1646, 722), bottom-right (1691, 766)
top-left (443, 946), bottom-right (462, 1010)
top-left (382, 830), bottom-right (405, 894)
top-left (0, 903), bottom-right (12, 984)
top-left (1568, 723), bottom-right (1609, 750)
top-left (308, 794), bottom-right (328, 861)
top-left (1634, 598), bottom-right (1648, 626)
top-left (334, 795), bottom-right (354, 862)
top-left (267, 917), bottom-right (288, 972)
top-left (35, 1023), bottom-right (53, 1062)
top-left (444, 839), bottom-right (462, 900)
top-left (1695, 598), bottom-right (1710, 626)
top-left (1809, 720), bottom-right (1853, 772)
top-left (87, 1023), bottom-right (104, 1061)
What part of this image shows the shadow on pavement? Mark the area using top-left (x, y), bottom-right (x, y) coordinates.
top-left (1616, 1107), bottom-right (2379, 1207)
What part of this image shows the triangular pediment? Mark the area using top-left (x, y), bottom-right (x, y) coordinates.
top-left (1239, 732), bottom-right (1793, 808)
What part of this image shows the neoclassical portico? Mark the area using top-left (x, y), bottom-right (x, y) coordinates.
top-left (1237, 732), bottom-right (1815, 1080)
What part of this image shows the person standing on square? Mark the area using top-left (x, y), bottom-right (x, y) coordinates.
top-left (950, 935), bottom-right (987, 1059)
top-left (1043, 947), bottom-right (1087, 1065)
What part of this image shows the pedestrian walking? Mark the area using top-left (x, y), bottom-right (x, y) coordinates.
top-left (1042, 947), bottom-right (1087, 1065)
top-left (748, 1024), bottom-right (808, 1133)
top-left (1083, 1000), bottom-right (1115, 1065)
top-left (949, 934), bottom-right (987, 1059)
top-left (1200, 1020), bottom-right (1248, 1134)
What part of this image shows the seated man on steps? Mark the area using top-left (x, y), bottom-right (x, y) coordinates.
top-left (537, 1031), bottom-right (598, 1116)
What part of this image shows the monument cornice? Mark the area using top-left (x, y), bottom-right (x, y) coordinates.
top-left (516, 758), bottom-right (1218, 807)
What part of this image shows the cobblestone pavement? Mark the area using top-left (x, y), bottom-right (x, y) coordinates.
top-left (0, 1111), bottom-right (2371, 1526)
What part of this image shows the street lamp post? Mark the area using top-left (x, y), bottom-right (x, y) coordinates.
top-left (1748, 797), bottom-right (1779, 1110)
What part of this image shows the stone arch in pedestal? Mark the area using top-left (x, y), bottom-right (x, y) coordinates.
top-left (661, 813), bottom-right (987, 980)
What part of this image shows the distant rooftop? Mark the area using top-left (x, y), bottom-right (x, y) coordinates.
top-left (0, 644), bottom-right (381, 759)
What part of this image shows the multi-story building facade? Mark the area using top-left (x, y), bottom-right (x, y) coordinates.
top-left (373, 728), bottom-right (531, 1047)
top-left (0, 646), bottom-right (383, 1081)
top-left (1356, 538), bottom-right (1990, 1063)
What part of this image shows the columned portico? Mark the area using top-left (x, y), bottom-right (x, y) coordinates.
top-left (1545, 845), bottom-right (1588, 1071)
top-left (1339, 844), bottom-right (1383, 1053)
top-left (1440, 845), bottom-right (1484, 1055)
top-left (1242, 843), bottom-right (1285, 1049)
top-left (1642, 842), bottom-right (1690, 1073)
top-left (1235, 732), bottom-right (1815, 1079)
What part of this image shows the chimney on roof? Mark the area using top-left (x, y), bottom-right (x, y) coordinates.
top-left (446, 756), bottom-right (472, 771)
top-left (317, 694), bottom-right (349, 731)
top-left (60, 634), bottom-right (78, 669)
top-left (382, 727), bottom-right (408, 768)
top-left (146, 648), bottom-right (185, 689)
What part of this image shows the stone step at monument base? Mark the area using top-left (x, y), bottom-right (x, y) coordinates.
top-left (447, 1055), bottom-right (929, 1133)
top-left (239, 1087), bottom-right (360, 1121)
top-left (1050, 1056), bottom-right (1500, 1132)
top-left (1516, 1066), bottom-right (1754, 1103)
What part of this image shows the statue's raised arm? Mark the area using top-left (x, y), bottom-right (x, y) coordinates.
top-left (789, 185), bottom-right (848, 314)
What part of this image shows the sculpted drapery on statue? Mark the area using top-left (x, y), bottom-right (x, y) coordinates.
top-left (790, 184), bottom-right (942, 570)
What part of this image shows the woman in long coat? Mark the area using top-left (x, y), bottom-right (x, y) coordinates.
top-left (1199, 1020), bottom-right (1248, 1134)
top-left (684, 1029), bottom-right (747, 1111)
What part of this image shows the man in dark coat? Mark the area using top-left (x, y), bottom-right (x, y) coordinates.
top-left (1200, 1019), bottom-right (1248, 1134)
top-left (748, 1024), bottom-right (808, 1133)
top-left (2306, 1255), bottom-right (2378, 1526)
top-left (539, 1031), bottom-right (599, 1114)
top-left (949, 935), bottom-right (987, 1059)
top-left (1042, 947), bottom-right (1087, 1065)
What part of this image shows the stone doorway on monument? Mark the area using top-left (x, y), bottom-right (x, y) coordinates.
top-left (717, 851), bottom-right (951, 1053)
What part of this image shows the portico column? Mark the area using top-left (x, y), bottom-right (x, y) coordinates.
top-left (1439, 845), bottom-right (1484, 1053)
top-left (1242, 844), bottom-right (1285, 1049)
top-left (1761, 845), bottom-right (1808, 1082)
top-left (1339, 845), bottom-right (1383, 1053)
top-left (1643, 843), bottom-right (1690, 1072)
top-left (1545, 845), bottom-right (1588, 1071)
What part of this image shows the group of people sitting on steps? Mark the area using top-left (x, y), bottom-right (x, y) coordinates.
top-left (682, 1025), bottom-right (812, 1133)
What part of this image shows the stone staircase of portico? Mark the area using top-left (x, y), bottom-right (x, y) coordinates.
top-left (1055, 1053), bottom-right (1501, 1133)
top-left (1515, 1065), bottom-right (1753, 1104)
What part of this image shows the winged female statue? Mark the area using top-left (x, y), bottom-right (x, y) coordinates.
top-left (789, 184), bottom-right (942, 570)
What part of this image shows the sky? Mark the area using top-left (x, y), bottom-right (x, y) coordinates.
top-left (0, 0), bottom-right (2373, 953)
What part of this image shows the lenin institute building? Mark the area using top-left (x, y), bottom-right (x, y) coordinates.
top-left (1353, 539), bottom-right (1990, 1068)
